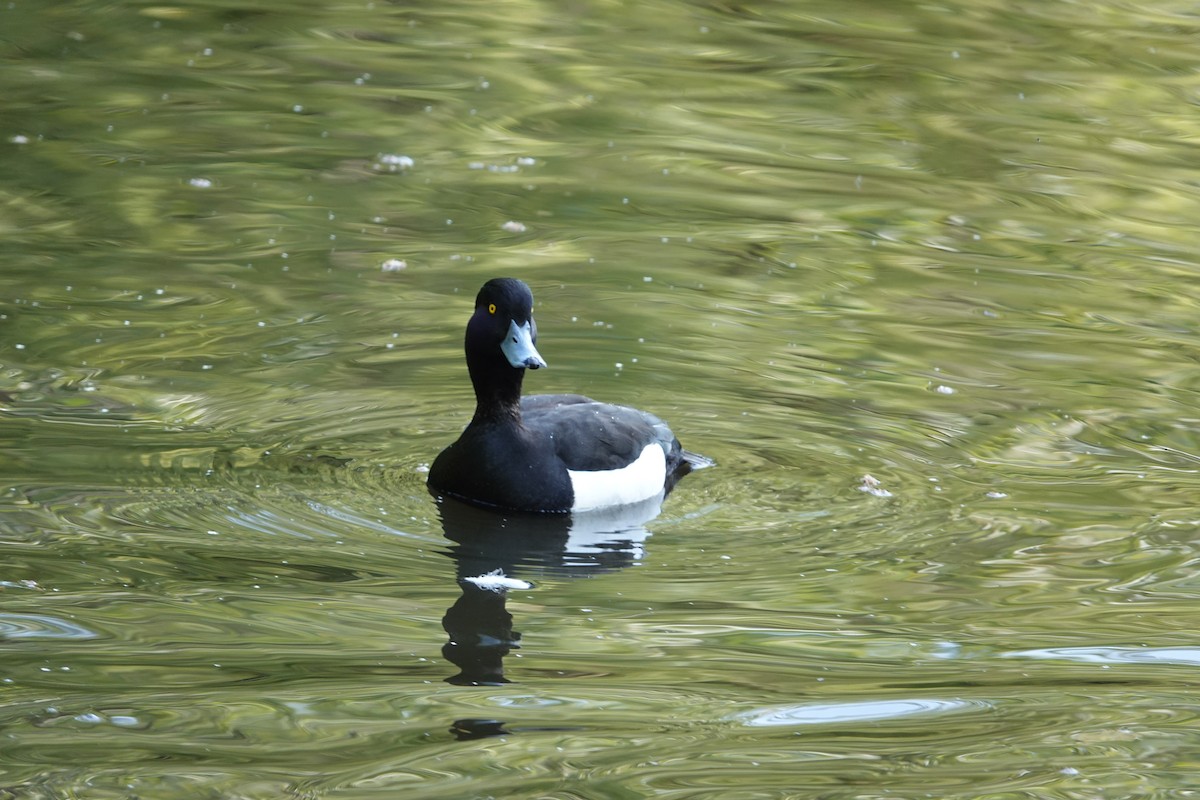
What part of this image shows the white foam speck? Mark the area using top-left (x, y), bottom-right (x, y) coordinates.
top-left (857, 474), bottom-right (893, 498)
top-left (376, 154), bottom-right (414, 172)
top-left (464, 569), bottom-right (531, 592)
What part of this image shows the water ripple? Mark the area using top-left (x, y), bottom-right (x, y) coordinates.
top-left (1005, 646), bottom-right (1200, 668)
top-left (735, 696), bottom-right (989, 727)
top-left (0, 613), bottom-right (98, 641)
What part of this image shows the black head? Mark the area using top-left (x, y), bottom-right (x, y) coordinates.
top-left (462, 278), bottom-right (547, 420)
top-left (468, 278), bottom-right (547, 371)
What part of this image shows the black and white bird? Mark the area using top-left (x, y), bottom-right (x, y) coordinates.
top-left (428, 278), bottom-right (706, 513)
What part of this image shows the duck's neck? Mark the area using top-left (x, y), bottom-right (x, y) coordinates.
top-left (468, 357), bottom-right (525, 425)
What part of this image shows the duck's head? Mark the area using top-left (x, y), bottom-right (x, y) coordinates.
top-left (466, 278), bottom-right (547, 371)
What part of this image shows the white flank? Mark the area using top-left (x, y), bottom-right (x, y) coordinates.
top-left (568, 443), bottom-right (666, 512)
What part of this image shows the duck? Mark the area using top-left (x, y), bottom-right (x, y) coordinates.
top-left (428, 277), bottom-right (705, 514)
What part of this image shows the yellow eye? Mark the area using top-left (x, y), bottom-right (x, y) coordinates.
top-left (488, 303), bottom-right (496, 315)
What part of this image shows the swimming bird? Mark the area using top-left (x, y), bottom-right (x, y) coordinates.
top-left (428, 278), bottom-right (704, 513)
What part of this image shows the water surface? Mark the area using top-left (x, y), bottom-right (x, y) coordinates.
top-left (3, 1), bottom-right (1200, 797)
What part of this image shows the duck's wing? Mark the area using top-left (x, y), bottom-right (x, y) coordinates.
top-left (521, 395), bottom-right (675, 472)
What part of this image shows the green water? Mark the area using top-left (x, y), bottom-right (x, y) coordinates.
top-left (4, 1), bottom-right (1200, 797)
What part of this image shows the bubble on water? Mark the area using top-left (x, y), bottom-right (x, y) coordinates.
top-left (857, 474), bottom-right (893, 498)
top-left (501, 220), bottom-right (527, 233)
top-left (188, 177), bottom-right (213, 188)
top-left (381, 258), bottom-right (407, 272)
top-left (375, 154), bottom-right (414, 172)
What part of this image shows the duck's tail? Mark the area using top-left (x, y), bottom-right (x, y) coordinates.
top-left (666, 448), bottom-right (714, 493)
top-left (681, 449), bottom-right (715, 471)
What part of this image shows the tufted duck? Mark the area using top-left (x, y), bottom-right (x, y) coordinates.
top-left (428, 278), bottom-right (705, 513)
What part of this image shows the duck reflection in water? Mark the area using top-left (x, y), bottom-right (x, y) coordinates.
top-left (438, 493), bottom-right (671, 740)
top-left (437, 492), bottom-right (666, 689)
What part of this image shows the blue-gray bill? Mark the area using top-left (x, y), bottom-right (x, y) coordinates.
top-left (500, 319), bottom-right (546, 369)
